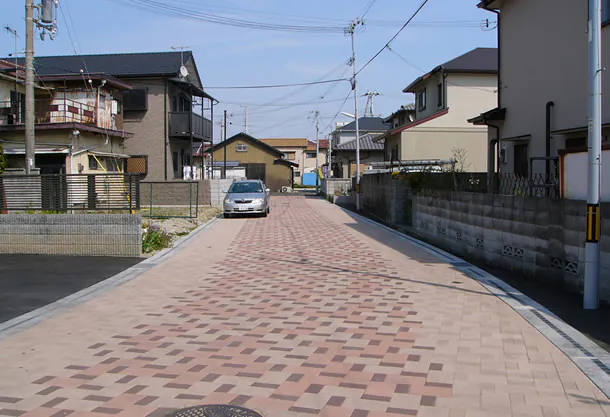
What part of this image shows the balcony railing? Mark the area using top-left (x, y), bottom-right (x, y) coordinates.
top-left (169, 112), bottom-right (212, 140)
top-left (0, 98), bottom-right (97, 126)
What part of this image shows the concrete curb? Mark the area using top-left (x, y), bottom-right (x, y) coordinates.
top-left (338, 205), bottom-right (610, 399)
top-left (0, 215), bottom-right (221, 341)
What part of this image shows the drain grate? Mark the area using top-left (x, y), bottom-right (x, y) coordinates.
top-left (169, 405), bottom-right (263, 417)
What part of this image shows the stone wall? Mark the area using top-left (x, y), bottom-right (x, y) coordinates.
top-left (141, 181), bottom-right (211, 207)
top-left (321, 178), bottom-right (352, 198)
top-left (356, 173), bottom-right (610, 303)
top-left (209, 179), bottom-right (236, 208)
top-left (0, 214), bottom-right (141, 257)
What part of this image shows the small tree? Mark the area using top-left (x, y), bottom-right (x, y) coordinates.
top-left (447, 147), bottom-right (471, 173)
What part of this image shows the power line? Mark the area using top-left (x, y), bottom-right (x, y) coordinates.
top-left (205, 78), bottom-right (350, 90)
top-left (360, 0), bottom-right (378, 19)
top-left (321, 89), bottom-right (353, 134)
top-left (388, 47), bottom-right (497, 94)
top-left (356, 0), bottom-right (431, 76)
top-left (106, 0), bottom-right (346, 33)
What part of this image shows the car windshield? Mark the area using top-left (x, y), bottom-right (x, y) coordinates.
top-left (228, 182), bottom-right (263, 193)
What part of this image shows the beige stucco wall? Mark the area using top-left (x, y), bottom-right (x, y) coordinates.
top-left (209, 137), bottom-right (292, 191)
top-left (399, 129), bottom-right (487, 172)
top-left (495, 0), bottom-right (610, 174)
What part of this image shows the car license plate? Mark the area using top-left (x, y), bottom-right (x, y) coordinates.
top-left (235, 207), bottom-right (247, 211)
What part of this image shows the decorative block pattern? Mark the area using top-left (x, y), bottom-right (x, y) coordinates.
top-left (0, 214), bottom-right (141, 257)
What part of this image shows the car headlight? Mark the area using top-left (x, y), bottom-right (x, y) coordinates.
top-left (224, 199), bottom-right (234, 204)
top-left (253, 198), bottom-right (264, 203)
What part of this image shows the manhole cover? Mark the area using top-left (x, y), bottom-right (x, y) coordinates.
top-left (169, 405), bottom-right (263, 417)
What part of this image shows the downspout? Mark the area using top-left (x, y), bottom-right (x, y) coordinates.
top-left (164, 79), bottom-right (168, 181)
top-left (545, 101), bottom-right (554, 182)
top-left (480, 2), bottom-right (501, 107)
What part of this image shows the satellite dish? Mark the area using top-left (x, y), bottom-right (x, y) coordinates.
top-left (180, 65), bottom-right (189, 78)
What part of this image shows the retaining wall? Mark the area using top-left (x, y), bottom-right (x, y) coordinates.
top-left (357, 173), bottom-right (610, 303)
top-left (0, 214), bottom-right (141, 257)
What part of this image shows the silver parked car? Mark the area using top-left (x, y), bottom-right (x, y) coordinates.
top-left (223, 180), bottom-right (270, 218)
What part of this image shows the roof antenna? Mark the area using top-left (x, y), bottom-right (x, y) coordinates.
top-left (171, 45), bottom-right (189, 78)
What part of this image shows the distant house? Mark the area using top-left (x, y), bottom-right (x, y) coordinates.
top-left (0, 59), bottom-right (132, 175)
top-left (259, 138), bottom-right (328, 184)
top-left (12, 51), bottom-right (217, 180)
top-left (206, 133), bottom-right (297, 191)
top-left (331, 117), bottom-right (390, 148)
top-left (470, 0), bottom-right (610, 184)
top-left (377, 48), bottom-right (498, 172)
top-left (332, 134), bottom-right (385, 179)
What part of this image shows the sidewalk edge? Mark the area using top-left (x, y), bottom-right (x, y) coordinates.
top-left (337, 204), bottom-right (610, 399)
top-left (0, 215), bottom-right (221, 341)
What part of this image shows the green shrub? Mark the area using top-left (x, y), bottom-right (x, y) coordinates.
top-left (142, 228), bottom-right (171, 253)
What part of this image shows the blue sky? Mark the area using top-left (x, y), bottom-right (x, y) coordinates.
top-left (2, 0), bottom-right (497, 142)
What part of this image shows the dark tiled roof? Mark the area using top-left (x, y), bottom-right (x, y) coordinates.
top-left (9, 51), bottom-right (193, 77)
top-left (335, 134), bottom-right (385, 151)
top-left (441, 47), bottom-right (498, 73)
top-left (403, 47), bottom-right (497, 92)
top-left (338, 117), bottom-right (391, 132)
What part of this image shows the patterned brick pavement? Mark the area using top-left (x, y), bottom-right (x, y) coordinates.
top-left (0, 197), bottom-right (608, 417)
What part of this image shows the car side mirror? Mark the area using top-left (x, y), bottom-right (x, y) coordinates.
top-left (222, 189), bottom-right (228, 193)
top-left (265, 188), bottom-right (270, 193)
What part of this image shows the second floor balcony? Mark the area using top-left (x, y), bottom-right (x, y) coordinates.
top-left (0, 97), bottom-right (123, 132)
top-left (169, 112), bottom-right (212, 141)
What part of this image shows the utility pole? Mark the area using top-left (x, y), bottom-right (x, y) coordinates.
top-left (314, 110), bottom-right (320, 195)
top-left (347, 18), bottom-right (363, 211)
top-left (327, 133), bottom-right (332, 179)
top-left (223, 110), bottom-right (228, 179)
top-left (584, 0), bottom-right (602, 310)
top-left (243, 106), bottom-right (249, 134)
top-left (24, 0), bottom-right (58, 175)
top-left (363, 90), bottom-right (379, 117)
top-left (25, 0), bottom-right (35, 174)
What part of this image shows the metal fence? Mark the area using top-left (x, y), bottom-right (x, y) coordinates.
top-left (0, 173), bottom-right (140, 212)
top-left (390, 172), bottom-right (560, 199)
top-left (140, 181), bottom-right (200, 218)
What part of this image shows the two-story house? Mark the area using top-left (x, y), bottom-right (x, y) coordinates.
top-left (259, 138), bottom-right (328, 184)
top-left (16, 51), bottom-right (216, 180)
top-left (470, 0), bottom-right (610, 182)
top-left (0, 60), bottom-right (132, 175)
top-left (377, 48), bottom-right (498, 172)
top-left (329, 117), bottom-right (390, 178)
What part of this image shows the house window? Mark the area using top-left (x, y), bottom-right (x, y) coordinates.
top-left (88, 155), bottom-right (99, 170)
top-left (604, 0), bottom-right (610, 24)
top-left (236, 143), bottom-right (248, 152)
top-left (295, 171), bottom-right (301, 178)
top-left (417, 90), bottom-right (426, 111)
top-left (284, 152), bottom-right (296, 160)
top-left (437, 82), bottom-right (443, 108)
top-left (306, 152), bottom-right (316, 158)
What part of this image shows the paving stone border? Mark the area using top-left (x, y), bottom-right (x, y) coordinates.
top-left (338, 205), bottom-right (610, 399)
top-left (0, 215), bottom-right (222, 341)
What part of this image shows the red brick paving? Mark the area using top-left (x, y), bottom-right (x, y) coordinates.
top-left (0, 197), bottom-right (608, 417)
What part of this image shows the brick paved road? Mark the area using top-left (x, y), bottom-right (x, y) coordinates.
top-left (0, 197), bottom-right (608, 417)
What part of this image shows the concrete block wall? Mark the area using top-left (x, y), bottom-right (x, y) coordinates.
top-left (0, 214), bottom-right (141, 257)
top-left (210, 179), bottom-right (236, 208)
top-left (410, 191), bottom-right (610, 303)
top-left (356, 173), bottom-right (610, 303)
top-left (321, 178), bottom-right (352, 198)
top-left (141, 181), bottom-right (211, 207)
